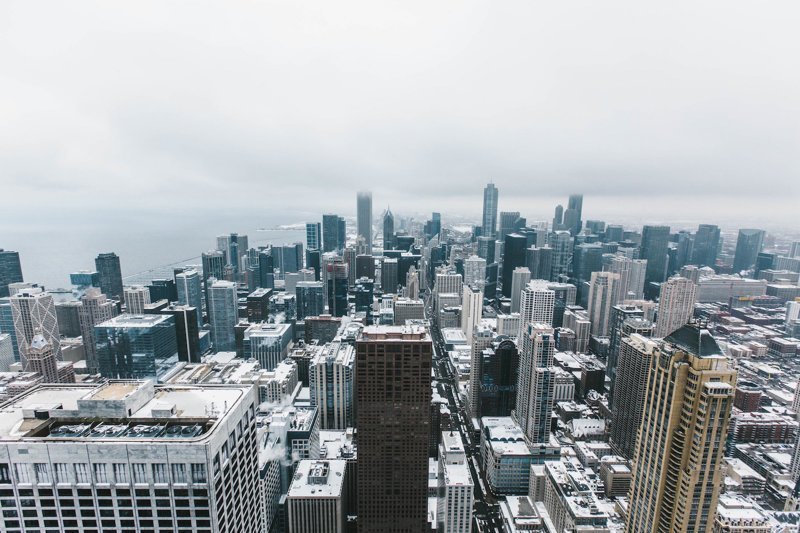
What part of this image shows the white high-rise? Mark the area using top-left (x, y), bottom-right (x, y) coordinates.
top-left (517, 280), bottom-right (555, 338)
top-left (461, 285), bottom-right (483, 342)
top-left (10, 288), bottom-right (61, 369)
top-left (515, 323), bottom-right (556, 444)
top-left (309, 342), bottom-right (355, 429)
top-left (437, 431), bottom-right (474, 533)
top-left (586, 271), bottom-right (620, 336)
top-left (123, 285), bottom-right (151, 314)
top-left (510, 267), bottom-right (532, 313)
top-left (655, 276), bottom-right (698, 337)
top-left (608, 255), bottom-right (647, 301)
top-left (464, 255), bottom-right (487, 289)
top-left (287, 460), bottom-right (347, 533)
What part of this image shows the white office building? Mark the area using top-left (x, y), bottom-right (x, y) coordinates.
top-left (287, 460), bottom-right (347, 533)
top-left (437, 431), bottom-right (474, 533)
top-left (123, 285), bottom-right (151, 314)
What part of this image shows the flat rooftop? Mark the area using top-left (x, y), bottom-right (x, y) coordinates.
top-left (287, 460), bottom-right (346, 498)
top-left (96, 313), bottom-right (171, 328)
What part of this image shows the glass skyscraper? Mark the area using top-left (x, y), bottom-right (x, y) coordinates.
top-left (0, 249), bottom-right (23, 298)
top-left (94, 313), bottom-right (179, 381)
top-left (482, 183), bottom-right (498, 238)
top-left (94, 252), bottom-right (124, 301)
top-left (175, 269), bottom-right (203, 329)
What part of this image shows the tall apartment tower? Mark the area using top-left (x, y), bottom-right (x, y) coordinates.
top-left (733, 228), bottom-right (766, 272)
top-left (357, 191), bottom-right (373, 253)
top-left (309, 342), bottom-right (355, 429)
top-left (610, 334), bottom-right (659, 459)
top-left (436, 431), bottom-right (474, 533)
top-left (510, 267), bottom-right (531, 313)
top-left (586, 272), bottom-right (620, 336)
top-left (207, 280), bottom-right (237, 352)
top-left (640, 225), bottom-right (671, 289)
top-left (482, 183), bottom-right (499, 238)
top-left (216, 233), bottom-right (249, 274)
top-left (95, 252), bottom-right (124, 301)
top-left (517, 280), bottom-right (555, 338)
top-left (515, 323), bottom-right (556, 444)
top-left (176, 269), bottom-right (203, 328)
top-left (626, 324), bottom-right (736, 533)
top-left (464, 255), bottom-right (487, 289)
top-left (79, 288), bottom-right (118, 373)
top-left (461, 284), bottom-right (483, 342)
top-left (565, 194), bottom-right (583, 235)
top-left (26, 332), bottom-right (60, 383)
top-left (124, 285), bottom-right (150, 314)
top-left (608, 255), bottom-right (647, 301)
top-left (306, 222), bottom-right (322, 251)
top-left (501, 233), bottom-right (527, 298)
top-left (654, 276), bottom-right (698, 338)
top-left (356, 326), bottom-right (432, 532)
top-left (10, 288), bottom-right (61, 369)
top-left (468, 325), bottom-right (495, 420)
top-left (0, 249), bottom-right (23, 298)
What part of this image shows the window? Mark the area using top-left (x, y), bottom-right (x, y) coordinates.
top-left (113, 463), bottom-right (128, 483)
top-left (74, 464), bottom-right (90, 484)
top-left (0, 464), bottom-right (10, 484)
top-left (191, 464), bottom-right (206, 484)
top-left (34, 464), bottom-right (50, 484)
top-left (132, 463), bottom-right (148, 484)
top-left (171, 464), bottom-right (186, 484)
top-left (152, 464), bottom-right (168, 484)
top-left (14, 464), bottom-right (31, 484)
top-left (93, 464), bottom-right (108, 484)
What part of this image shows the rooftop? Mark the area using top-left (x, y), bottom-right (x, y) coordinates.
top-left (96, 313), bottom-right (172, 328)
top-left (287, 460), bottom-right (346, 499)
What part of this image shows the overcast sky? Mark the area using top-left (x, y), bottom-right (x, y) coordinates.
top-left (1, 0), bottom-right (799, 228)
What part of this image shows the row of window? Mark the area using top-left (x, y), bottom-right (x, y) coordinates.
top-left (3, 462), bottom-right (207, 486)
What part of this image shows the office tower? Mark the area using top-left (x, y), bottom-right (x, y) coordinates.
top-left (515, 323), bottom-right (556, 444)
top-left (526, 246), bottom-right (553, 281)
top-left (0, 333), bottom-right (12, 371)
top-left (55, 300), bottom-right (83, 337)
top-left (79, 288), bottom-right (118, 373)
top-left (605, 224), bottom-right (624, 243)
top-left (216, 233), bottom-right (248, 273)
top-left (461, 285), bottom-right (483, 341)
top-left (608, 255), bottom-right (647, 301)
top-left (0, 249), bottom-right (23, 298)
top-left (467, 325), bottom-right (495, 419)
top-left (325, 261), bottom-right (349, 317)
top-left (10, 288), bottom-right (61, 369)
top-left (518, 280), bottom-right (555, 337)
top-left (245, 288), bottom-right (271, 323)
top-left (640, 225), bottom-right (670, 289)
top-left (149, 278), bottom-right (177, 302)
top-left (0, 298), bottom-right (17, 358)
top-left (476, 236), bottom-right (495, 264)
top-left (549, 231), bottom-right (573, 281)
top-left (322, 214), bottom-right (345, 253)
top-left (654, 276), bottom-right (698, 337)
top-left (393, 298), bottom-right (424, 325)
top-left (296, 281), bottom-right (325, 320)
top-left (242, 323), bottom-right (292, 371)
top-left (566, 194), bottom-right (583, 235)
top-left (606, 305), bottom-right (649, 386)
top-left (175, 269), bottom-right (203, 328)
top-left (610, 334), bottom-right (659, 459)
top-left (586, 272), bottom-right (620, 336)
top-left (479, 338), bottom-right (519, 417)
top-left (626, 324), bottom-right (736, 533)
top-left (26, 332), bottom-right (69, 383)
top-left (124, 285), bottom-right (150, 314)
top-left (356, 191), bottom-right (373, 253)
top-left (147, 303), bottom-right (201, 363)
top-left (94, 314), bottom-right (179, 380)
top-left (207, 280), bottom-right (237, 352)
top-left (572, 243), bottom-right (603, 285)
top-left (288, 460), bottom-right (347, 533)
top-left (691, 224), bottom-right (721, 267)
top-left (733, 228), bottom-right (766, 272)
top-left (201, 250), bottom-right (225, 284)
top-left (256, 250), bottom-right (275, 289)
top-left (552, 204), bottom-right (564, 229)
top-left (424, 211), bottom-right (442, 240)
top-left (306, 222), bottom-right (322, 251)
top-left (790, 241), bottom-right (800, 258)
top-left (481, 182), bottom-right (499, 238)
top-left (510, 267), bottom-right (531, 313)
top-left (381, 257), bottom-right (399, 293)
top-left (95, 252), bottom-right (123, 301)
top-left (547, 281), bottom-right (577, 328)
top-left (310, 342), bottom-right (355, 429)
top-left (501, 233), bottom-right (527, 297)
top-left (464, 255), bottom-right (487, 289)
top-left (406, 266), bottom-right (420, 299)
top-left (382, 208), bottom-right (395, 251)
top-left (0, 380), bottom-right (260, 531)
top-left (356, 326), bottom-right (432, 531)
top-left (436, 431), bottom-right (474, 533)
top-left (499, 211), bottom-right (523, 240)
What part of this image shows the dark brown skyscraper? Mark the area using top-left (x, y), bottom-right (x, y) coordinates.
top-left (356, 325), bottom-right (432, 532)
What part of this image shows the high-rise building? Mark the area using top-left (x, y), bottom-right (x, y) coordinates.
top-left (0, 298), bottom-right (18, 358)
top-left (216, 233), bottom-right (249, 274)
top-left (436, 431), bottom-right (474, 533)
top-left (0, 380), bottom-right (261, 532)
top-left (356, 326), bottom-right (432, 531)
top-left (0, 333), bottom-right (13, 372)
top-left (356, 191), bottom-right (373, 253)
top-left (526, 246), bottom-right (553, 281)
top-left (499, 211), bottom-right (523, 240)
top-left (323, 214), bottom-right (346, 253)
top-left (515, 323), bottom-right (556, 444)
top-left (566, 194), bottom-right (583, 235)
top-left (501, 233), bottom-right (527, 298)
top-left (123, 285), bottom-right (150, 314)
top-left (26, 332), bottom-right (74, 384)
top-left (95, 252), bottom-right (124, 301)
top-left (296, 281), bottom-right (325, 320)
top-left (482, 183), bottom-right (499, 238)
top-left (571, 243), bottom-right (603, 287)
top-left (201, 250), bottom-right (225, 284)
top-left (55, 300), bottom-right (82, 337)
top-left (95, 314), bottom-right (179, 380)
top-left (691, 224), bottom-right (721, 267)
top-left (517, 280), bottom-right (555, 337)
top-left (309, 342), bottom-right (355, 429)
top-left (586, 271), bottom-right (620, 337)
top-left (640, 225), bottom-right (670, 289)
top-left (79, 288), bottom-right (118, 373)
top-left (207, 280), bottom-right (237, 352)
top-left (257, 250), bottom-right (276, 289)
top-left (464, 255), bottom-right (487, 290)
top-left (467, 324), bottom-right (495, 419)
top-left (549, 231), bottom-right (573, 281)
top-left (626, 324), bottom-right (736, 533)
top-left (461, 284), bottom-right (482, 342)
top-left (610, 334), bottom-right (659, 459)
top-left (733, 228), bottom-right (766, 273)
top-left (10, 288), bottom-right (61, 370)
top-left (149, 277), bottom-right (178, 302)
top-left (381, 257), bottom-right (399, 294)
top-left (479, 338), bottom-right (519, 418)
top-left (0, 249), bottom-right (23, 298)
top-left (608, 255), bottom-right (647, 301)
top-left (510, 267), bottom-right (531, 313)
top-left (382, 209), bottom-right (395, 251)
top-left (325, 261), bottom-right (349, 317)
top-left (654, 276), bottom-right (697, 338)
top-left (243, 323), bottom-right (293, 371)
top-left (306, 222), bottom-right (322, 251)
top-left (287, 460), bottom-right (347, 533)
top-left (175, 269), bottom-right (203, 328)
top-left (606, 306), bottom-right (651, 393)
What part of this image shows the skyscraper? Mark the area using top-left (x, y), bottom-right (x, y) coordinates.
top-left (640, 225), bottom-right (671, 289)
top-left (479, 338), bottom-right (519, 418)
top-left (566, 194), bottom-right (583, 235)
top-left (296, 281), bottom-right (325, 320)
top-left (499, 211), bottom-right (523, 240)
top-left (95, 252), bottom-right (123, 301)
top-left (123, 285), bottom-right (150, 314)
top-left (356, 191), bottom-right (373, 253)
top-left (382, 209), bottom-right (395, 251)
top-left (325, 260), bottom-right (349, 317)
top-left (654, 276), bottom-right (697, 338)
top-left (586, 271), bottom-right (620, 336)
top-left (608, 255), bottom-right (647, 301)
top-left (0, 249), bottom-right (23, 298)
top-left (515, 323), bottom-right (556, 444)
top-left (482, 183), bottom-right (499, 238)
top-left (310, 341), bottom-right (355, 429)
top-left (549, 231), bottom-right (573, 282)
top-left (518, 280), bottom-right (555, 337)
top-left (323, 214), bottom-right (346, 253)
top-left (175, 269), bottom-right (203, 328)
top-left (552, 204), bottom-right (564, 230)
top-left (356, 326), bottom-right (432, 531)
top-left (216, 233), bottom-right (249, 274)
top-left (526, 246), bottom-right (553, 281)
top-left (461, 284), bottom-right (483, 342)
top-left (733, 228), bottom-right (766, 272)
top-left (626, 324), bottom-right (736, 533)
top-left (79, 288), bottom-right (118, 373)
top-left (464, 255), bottom-right (487, 289)
top-left (207, 280), bottom-right (237, 352)
top-left (201, 250), bottom-right (225, 283)
top-left (94, 314), bottom-right (179, 380)
top-left (306, 222), bottom-right (322, 251)
top-left (691, 224), bottom-right (721, 268)
top-left (501, 233), bottom-right (527, 298)
top-left (10, 288), bottom-right (61, 370)
top-left (510, 267), bottom-right (531, 313)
